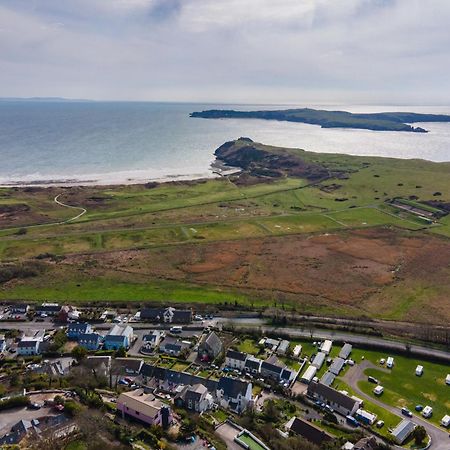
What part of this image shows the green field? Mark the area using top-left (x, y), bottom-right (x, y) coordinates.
top-left (0, 141), bottom-right (449, 322)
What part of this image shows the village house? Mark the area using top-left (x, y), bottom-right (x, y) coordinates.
top-left (174, 383), bottom-right (214, 413)
top-left (244, 356), bottom-right (262, 375)
top-left (36, 303), bottom-right (61, 316)
top-left (140, 307), bottom-right (192, 324)
top-left (307, 381), bottom-right (360, 416)
top-left (216, 376), bottom-right (252, 414)
top-left (143, 330), bottom-right (165, 349)
top-left (9, 303), bottom-right (29, 315)
top-left (103, 324), bottom-right (133, 350)
top-left (285, 416), bottom-right (333, 446)
top-left (159, 337), bottom-right (189, 357)
top-left (225, 349), bottom-right (247, 371)
top-left (198, 331), bottom-right (223, 361)
top-left (78, 333), bottom-right (102, 351)
top-left (86, 355), bottom-right (111, 377)
top-left (114, 357), bottom-right (144, 375)
top-left (117, 389), bottom-right (172, 428)
top-left (67, 322), bottom-right (93, 340)
top-left (17, 339), bottom-right (40, 356)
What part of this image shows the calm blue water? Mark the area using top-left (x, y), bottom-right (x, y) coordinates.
top-left (0, 101), bottom-right (449, 185)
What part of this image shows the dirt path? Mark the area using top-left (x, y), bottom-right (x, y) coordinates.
top-left (54, 193), bottom-right (87, 222)
top-left (342, 362), bottom-right (449, 450)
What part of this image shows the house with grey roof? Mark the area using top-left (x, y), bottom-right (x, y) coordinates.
top-left (320, 371), bottom-right (336, 387)
top-left (285, 416), bottom-right (333, 446)
top-left (244, 356), bottom-right (262, 375)
top-left (159, 337), bottom-right (189, 357)
top-left (198, 331), bottom-right (223, 361)
top-left (143, 330), bottom-right (165, 349)
top-left (140, 307), bottom-right (192, 324)
top-left (67, 322), bottom-right (93, 340)
top-left (115, 357), bottom-right (144, 375)
top-left (174, 383), bottom-right (213, 412)
top-left (307, 381), bottom-right (360, 416)
top-left (391, 419), bottom-right (415, 444)
top-left (225, 349), bottom-right (247, 371)
top-left (216, 376), bottom-right (252, 413)
top-left (104, 324), bottom-right (133, 350)
top-left (261, 360), bottom-right (283, 380)
top-left (78, 333), bottom-right (102, 351)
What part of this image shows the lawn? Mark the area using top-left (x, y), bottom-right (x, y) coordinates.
top-left (237, 338), bottom-right (261, 355)
top-left (172, 361), bottom-right (191, 372)
top-left (65, 441), bottom-right (87, 450)
top-left (237, 432), bottom-right (268, 450)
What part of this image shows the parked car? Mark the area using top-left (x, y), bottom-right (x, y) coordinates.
top-left (368, 376), bottom-right (379, 384)
top-left (28, 402), bottom-right (42, 410)
top-left (376, 420), bottom-right (385, 428)
top-left (415, 405), bottom-right (424, 412)
top-left (401, 407), bottom-right (413, 417)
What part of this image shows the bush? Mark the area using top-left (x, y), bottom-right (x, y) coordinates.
top-left (0, 395), bottom-right (30, 410)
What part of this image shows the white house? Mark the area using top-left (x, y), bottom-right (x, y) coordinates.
top-left (216, 377), bottom-right (252, 413)
top-left (225, 349), bottom-right (247, 371)
top-left (307, 382), bottom-right (360, 416)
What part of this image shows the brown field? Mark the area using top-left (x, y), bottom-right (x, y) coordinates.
top-left (62, 227), bottom-right (450, 324)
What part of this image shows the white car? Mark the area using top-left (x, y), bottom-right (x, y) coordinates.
top-left (379, 358), bottom-right (386, 365)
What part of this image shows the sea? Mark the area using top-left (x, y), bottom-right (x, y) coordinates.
top-left (0, 101), bottom-right (449, 186)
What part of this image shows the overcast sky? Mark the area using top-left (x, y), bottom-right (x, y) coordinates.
top-left (1, 0), bottom-right (449, 104)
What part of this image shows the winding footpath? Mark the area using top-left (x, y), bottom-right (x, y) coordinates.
top-left (342, 362), bottom-right (449, 450)
top-left (53, 193), bottom-right (87, 223)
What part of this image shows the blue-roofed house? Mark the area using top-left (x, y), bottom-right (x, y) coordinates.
top-left (67, 322), bottom-right (93, 340)
top-left (104, 325), bottom-right (134, 350)
top-left (78, 333), bottom-right (102, 351)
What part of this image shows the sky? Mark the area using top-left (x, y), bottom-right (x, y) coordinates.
top-left (1, 0), bottom-right (450, 104)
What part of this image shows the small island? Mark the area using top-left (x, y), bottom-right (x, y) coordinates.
top-left (190, 107), bottom-right (450, 132)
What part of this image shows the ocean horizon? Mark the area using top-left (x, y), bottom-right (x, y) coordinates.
top-left (1, 100), bottom-right (450, 187)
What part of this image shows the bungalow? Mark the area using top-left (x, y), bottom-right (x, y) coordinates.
top-left (36, 303), bottom-right (61, 316)
top-left (140, 307), bottom-right (192, 324)
top-left (307, 382), bottom-right (360, 416)
top-left (159, 337), bottom-right (189, 357)
top-left (104, 324), bottom-right (133, 350)
top-left (311, 352), bottom-right (326, 369)
top-left (78, 333), bottom-right (102, 351)
top-left (329, 357), bottom-right (345, 376)
top-left (17, 339), bottom-right (40, 356)
top-left (244, 356), bottom-right (262, 375)
top-left (339, 343), bottom-right (352, 360)
top-left (276, 340), bottom-right (290, 355)
top-left (353, 437), bottom-right (377, 450)
top-left (320, 340), bottom-right (333, 355)
top-left (0, 419), bottom-right (40, 446)
top-left (285, 416), bottom-right (333, 446)
top-left (67, 322), bottom-right (93, 340)
top-left (174, 383), bottom-right (214, 413)
top-left (0, 334), bottom-right (6, 353)
top-left (198, 331), bottom-right (223, 361)
top-left (143, 330), bottom-right (165, 349)
top-left (117, 389), bottom-right (172, 428)
top-left (216, 376), bottom-right (252, 413)
top-left (225, 349), bottom-right (247, 371)
top-left (391, 419), bottom-right (415, 444)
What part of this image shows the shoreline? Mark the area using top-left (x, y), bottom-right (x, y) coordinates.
top-left (0, 158), bottom-right (242, 188)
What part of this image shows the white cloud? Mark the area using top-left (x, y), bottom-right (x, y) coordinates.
top-left (0, 0), bottom-right (449, 103)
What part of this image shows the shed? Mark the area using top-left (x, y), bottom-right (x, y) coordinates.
top-left (300, 365), bottom-right (317, 384)
top-left (391, 419), bottom-right (415, 444)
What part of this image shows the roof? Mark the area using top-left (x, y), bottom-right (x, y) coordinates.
top-left (287, 416), bottom-right (333, 445)
top-left (329, 357), bottom-right (345, 375)
top-left (115, 358), bottom-right (144, 372)
top-left (18, 339), bottom-right (39, 348)
top-left (307, 382), bottom-right (359, 411)
top-left (354, 436), bottom-right (377, 450)
top-left (107, 324), bottom-right (133, 338)
top-left (312, 352), bottom-right (326, 368)
top-left (339, 343), bottom-right (352, 359)
top-left (261, 361), bottom-right (283, 375)
top-left (37, 303), bottom-right (60, 312)
top-left (199, 332), bottom-right (223, 354)
top-left (280, 368), bottom-right (294, 381)
top-left (184, 384), bottom-right (208, 402)
top-left (140, 307), bottom-right (192, 323)
top-left (118, 389), bottom-right (165, 417)
top-left (320, 371), bottom-right (336, 386)
top-left (391, 419), bottom-right (415, 444)
top-left (79, 333), bottom-right (102, 342)
top-left (277, 340), bottom-right (290, 352)
top-left (245, 356), bottom-right (261, 370)
top-left (217, 376), bottom-right (250, 399)
top-left (68, 322), bottom-right (91, 332)
top-left (301, 365), bottom-right (317, 381)
top-left (143, 330), bottom-right (164, 342)
top-left (227, 349), bottom-right (247, 361)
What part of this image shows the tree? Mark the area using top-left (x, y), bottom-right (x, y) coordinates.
top-left (71, 345), bottom-right (88, 361)
top-left (413, 425), bottom-right (427, 445)
top-left (115, 346), bottom-right (127, 357)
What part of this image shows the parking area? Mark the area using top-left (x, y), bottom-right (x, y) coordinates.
top-left (214, 423), bottom-right (242, 450)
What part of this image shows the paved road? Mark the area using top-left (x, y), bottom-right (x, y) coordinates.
top-left (225, 322), bottom-right (450, 363)
top-left (343, 362), bottom-right (449, 450)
